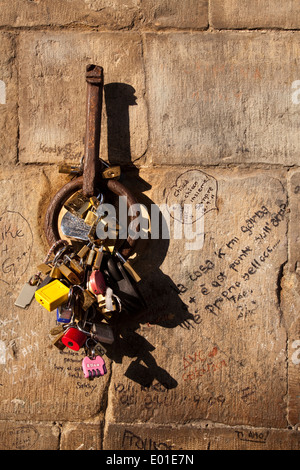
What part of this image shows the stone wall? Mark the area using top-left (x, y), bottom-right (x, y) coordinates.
top-left (0, 0), bottom-right (299, 451)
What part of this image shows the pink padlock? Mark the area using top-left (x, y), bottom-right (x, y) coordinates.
top-left (82, 355), bottom-right (107, 378)
top-left (88, 270), bottom-right (106, 296)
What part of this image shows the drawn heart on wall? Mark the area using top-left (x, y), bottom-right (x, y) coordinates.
top-left (166, 169), bottom-right (218, 224)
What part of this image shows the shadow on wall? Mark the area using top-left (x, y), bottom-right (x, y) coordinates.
top-left (105, 82), bottom-right (138, 165)
top-left (103, 83), bottom-right (194, 390)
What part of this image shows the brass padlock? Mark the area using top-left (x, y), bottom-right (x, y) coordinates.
top-left (97, 306), bottom-right (113, 320)
top-left (64, 190), bottom-right (92, 219)
top-left (58, 263), bottom-right (81, 285)
top-left (86, 246), bottom-right (96, 266)
top-left (96, 293), bottom-right (116, 318)
top-left (69, 259), bottom-right (85, 276)
top-left (52, 331), bottom-right (67, 351)
top-left (58, 163), bottom-right (83, 176)
top-left (88, 223), bottom-right (98, 243)
top-left (96, 293), bottom-right (106, 308)
top-left (81, 289), bottom-right (96, 311)
top-left (116, 252), bottom-right (141, 283)
top-left (102, 166), bottom-right (121, 180)
top-left (93, 248), bottom-right (103, 271)
top-left (73, 298), bottom-right (83, 321)
top-left (84, 210), bottom-right (98, 227)
top-left (89, 196), bottom-right (100, 209)
top-left (37, 263), bottom-right (52, 275)
top-left (50, 324), bottom-right (65, 336)
top-left (77, 244), bottom-right (90, 259)
top-left (62, 254), bottom-right (85, 277)
top-left (50, 265), bottom-right (62, 279)
top-left (123, 261), bottom-right (141, 283)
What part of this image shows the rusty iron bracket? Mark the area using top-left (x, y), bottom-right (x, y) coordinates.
top-left (44, 64), bottom-right (138, 259)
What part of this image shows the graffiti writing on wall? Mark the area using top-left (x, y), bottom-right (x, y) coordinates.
top-left (0, 210), bottom-right (33, 285)
top-left (176, 201), bottom-right (287, 320)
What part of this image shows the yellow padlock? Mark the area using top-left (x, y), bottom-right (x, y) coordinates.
top-left (35, 280), bottom-right (70, 312)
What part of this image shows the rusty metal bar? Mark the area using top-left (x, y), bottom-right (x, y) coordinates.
top-left (82, 64), bottom-right (104, 197)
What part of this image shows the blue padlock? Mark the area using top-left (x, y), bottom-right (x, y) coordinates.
top-left (56, 306), bottom-right (72, 323)
top-left (56, 287), bottom-right (74, 323)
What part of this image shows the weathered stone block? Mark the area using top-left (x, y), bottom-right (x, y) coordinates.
top-left (105, 168), bottom-right (288, 428)
top-left (141, 0), bottom-right (208, 30)
top-left (0, 0), bottom-right (138, 29)
top-left (0, 166), bottom-right (110, 421)
top-left (0, 33), bottom-right (18, 165)
top-left (0, 421), bottom-right (59, 450)
top-left (0, 163), bottom-right (293, 440)
top-left (19, 32), bottom-right (148, 165)
top-left (104, 422), bottom-right (300, 450)
top-left (144, 32), bottom-right (300, 166)
top-left (0, 0), bottom-right (208, 30)
top-left (211, 0), bottom-right (300, 30)
top-left (60, 422), bottom-right (102, 450)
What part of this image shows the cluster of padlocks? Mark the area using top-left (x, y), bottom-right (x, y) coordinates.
top-left (16, 179), bottom-right (145, 380)
top-left (15, 65), bottom-right (146, 380)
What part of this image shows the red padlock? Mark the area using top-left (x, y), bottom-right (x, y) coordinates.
top-left (61, 327), bottom-right (87, 351)
top-left (88, 270), bottom-right (106, 296)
